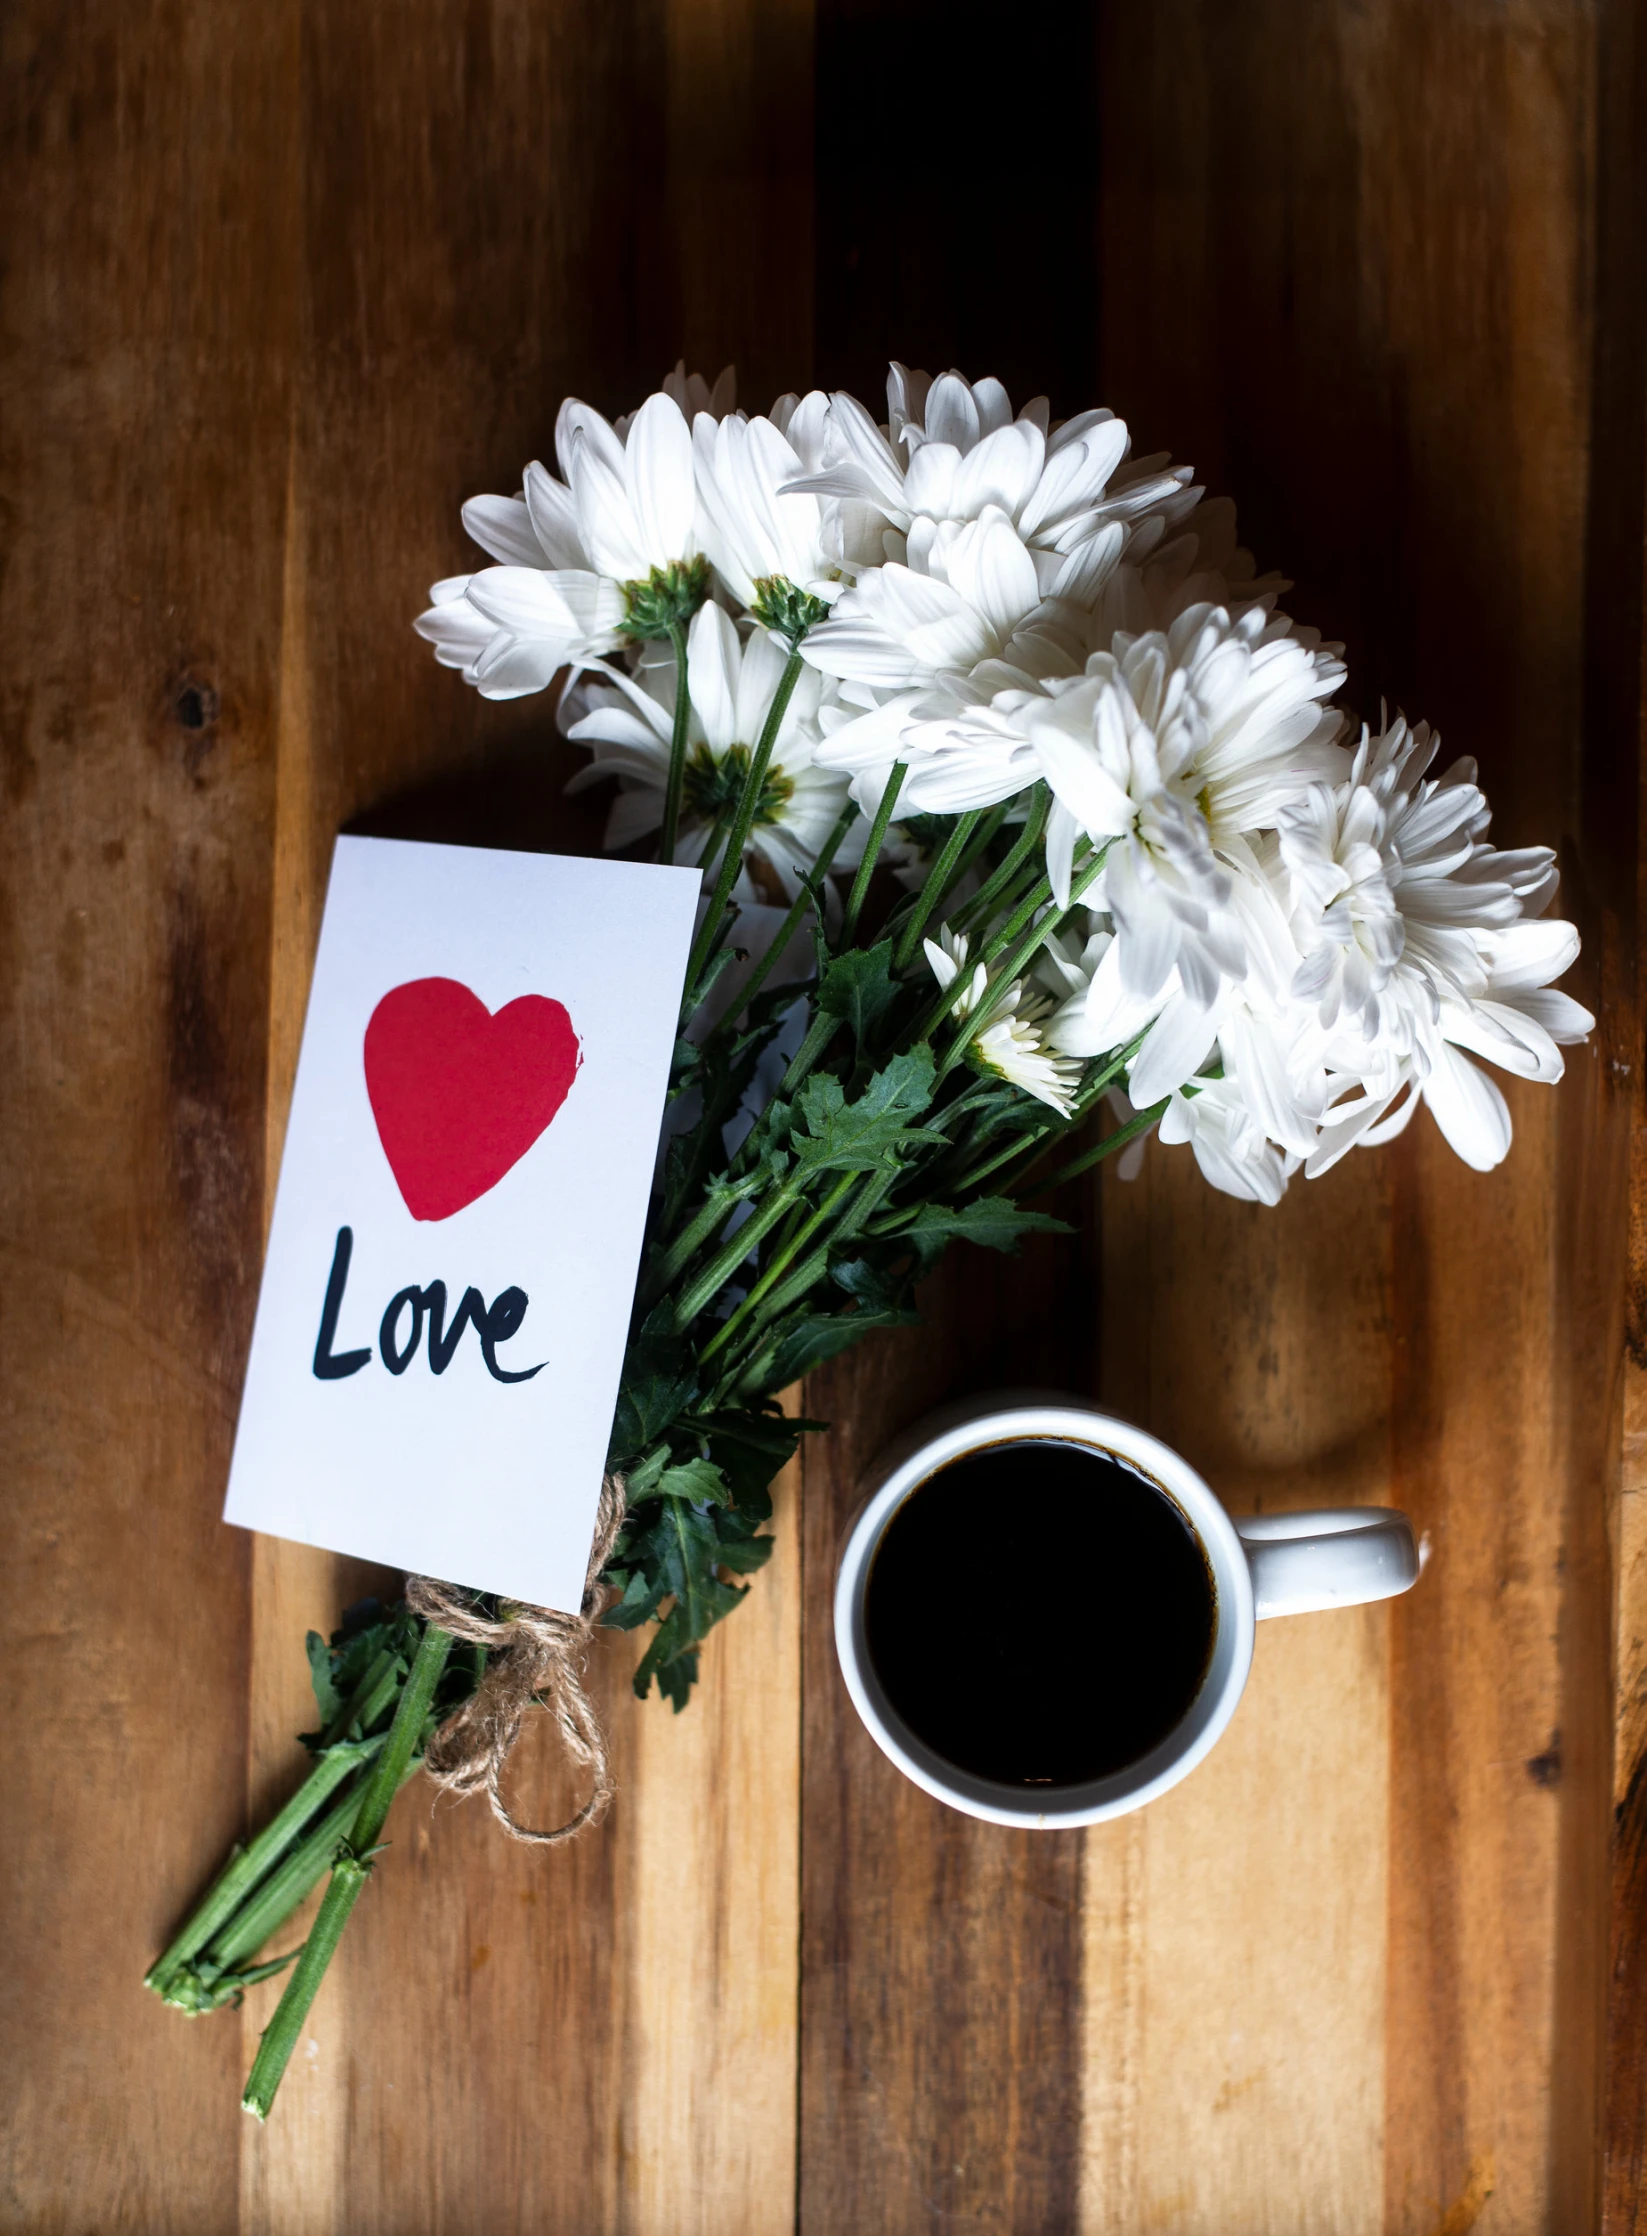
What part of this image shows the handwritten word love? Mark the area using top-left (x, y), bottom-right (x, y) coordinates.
top-left (311, 1225), bottom-right (544, 1386)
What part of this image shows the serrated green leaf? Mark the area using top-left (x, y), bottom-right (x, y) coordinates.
top-left (621, 1444), bottom-right (671, 1502)
top-left (658, 1455), bottom-right (732, 1507)
top-left (902, 1196), bottom-right (1072, 1268)
top-left (829, 1254), bottom-right (911, 1312)
top-left (763, 1305), bottom-right (919, 1390)
top-left (714, 1535), bottom-right (775, 1576)
top-left (816, 939), bottom-right (899, 1050)
top-left (701, 1407), bottom-right (808, 1517)
top-left (601, 1567), bottom-right (665, 1632)
top-left (792, 1046), bottom-right (944, 1172)
top-left (305, 1630), bottom-right (342, 1726)
top-left (652, 1646), bottom-right (701, 1711)
top-left (609, 1306), bottom-right (698, 1463)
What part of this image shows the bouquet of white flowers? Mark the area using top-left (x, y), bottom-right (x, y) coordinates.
top-left (147, 359), bottom-right (1591, 2116)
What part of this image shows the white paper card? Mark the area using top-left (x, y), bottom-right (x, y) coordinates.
top-left (224, 835), bottom-right (700, 1612)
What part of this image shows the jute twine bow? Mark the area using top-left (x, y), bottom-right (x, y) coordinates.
top-left (404, 1472), bottom-right (626, 1846)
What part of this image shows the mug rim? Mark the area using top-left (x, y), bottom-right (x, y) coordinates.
top-left (833, 1396), bottom-right (1257, 1829)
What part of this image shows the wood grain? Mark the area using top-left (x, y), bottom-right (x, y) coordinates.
top-left (3, 0), bottom-right (1644, 2229)
top-left (0, 1), bottom-right (293, 2224)
top-left (235, 8), bottom-right (812, 2235)
top-left (798, 1211), bottom-right (1101, 2236)
top-left (1085, 1157), bottom-right (1393, 2234)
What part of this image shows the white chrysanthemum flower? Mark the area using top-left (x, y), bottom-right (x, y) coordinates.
top-left (692, 394), bottom-right (840, 613)
top-left (412, 448), bottom-right (628, 701)
top-left (922, 923), bottom-right (991, 1017)
top-left (923, 923), bottom-right (1083, 1114)
top-left (642, 359), bottom-right (737, 431)
top-left (800, 501), bottom-right (1089, 697)
top-left (562, 602), bottom-right (856, 903)
top-left (413, 376), bottom-right (718, 699)
top-left (1276, 782), bottom-right (1405, 1034)
top-left (414, 569), bottom-right (627, 702)
top-left (1042, 852), bottom-right (1323, 1142)
top-left (1022, 604), bottom-right (1345, 1003)
top-left (792, 363), bottom-right (1196, 599)
top-left (1158, 1073), bottom-right (1301, 1205)
top-left (556, 390), bottom-right (699, 585)
top-left (795, 362), bottom-right (1197, 750)
top-left (1287, 718), bottom-right (1591, 1175)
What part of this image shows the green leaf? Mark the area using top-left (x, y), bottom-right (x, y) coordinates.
top-left (621, 1444), bottom-right (670, 1502)
top-left (305, 1631), bottom-right (342, 1727)
top-left (792, 1046), bottom-right (944, 1172)
top-left (609, 1307), bottom-right (698, 1464)
top-left (829, 1254), bottom-right (911, 1313)
top-left (816, 939), bottom-right (899, 1051)
top-left (602, 1567), bottom-right (665, 1633)
top-left (701, 1406), bottom-right (809, 1516)
top-left (902, 1196), bottom-right (1072, 1269)
top-left (651, 1645), bottom-right (701, 1712)
top-left (713, 1534), bottom-right (775, 1577)
top-left (658, 1456), bottom-right (732, 1508)
top-left (763, 1305), bottom-right (919, 1390)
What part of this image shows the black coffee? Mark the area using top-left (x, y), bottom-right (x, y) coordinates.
top-left (863, 1439), bottom-right (1216, 1788)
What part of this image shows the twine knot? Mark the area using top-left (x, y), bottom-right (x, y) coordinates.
top-left (405, 1472), bottom-right (626, 1846)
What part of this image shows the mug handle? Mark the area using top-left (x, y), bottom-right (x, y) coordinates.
top-left (1234, 1508), bottom-right (1420, 1619)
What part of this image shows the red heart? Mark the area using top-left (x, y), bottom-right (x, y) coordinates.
top-left (363, 978), bottom-right (582, 1222)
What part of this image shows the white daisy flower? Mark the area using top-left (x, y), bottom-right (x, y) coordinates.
top-left (792, 363), bottom-right (1196, 601)
top-left (413, 376), bottom-right (717, 698)
top-left (923, 922), bottom-right (1083, 1115)
top-left (412, 448), bottom-right (628, 700)
top-left (692, 393), bottom-right (840, 616)
top-left (1158, 1072), bottom-right (1301, 1205)
top-left (921, 923), bottom-right (991, 1017)
top-left (1293, 718), bottom-right (1592, 1176)
top-left (641, 359), bottom-right (737, 431)
top-left (562, 602), bottom-right (856, 903)
top-left (556, 389), bottom-right (699, 587)
top-left (1020, 604), bottom-right (1345, 1004)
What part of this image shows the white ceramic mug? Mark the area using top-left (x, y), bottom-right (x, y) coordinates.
top-left (833, 1395), bottom-right (1421, 1830)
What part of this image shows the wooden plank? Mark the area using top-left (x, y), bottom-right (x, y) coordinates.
top-left (798, 1215), bottom-right (1100, 2236)
top-left (0, 1), bottom-right (298, 2225)
top-left (5, 0), bottom-right (1639, 2225)
top-left (1090, 9), bottom-right (1631, 2235)
top-left (1086, 1160), bottom-right (1392, 2234)
top-left (234, 6), bottom-right (813, 2232)
top-left (622, 1427), bottom-right (802, 2236)
top-left (801, 15), bottom-right (1103, 2227)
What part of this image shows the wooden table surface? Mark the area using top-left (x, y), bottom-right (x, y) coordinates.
top-left (4, 2), bottom-right (1646, 2229)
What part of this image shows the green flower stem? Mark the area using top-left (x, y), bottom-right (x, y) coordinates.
top-left (207, 1761), bottom-right (406, 1972)
top-left (670, 1180), bottom-right (802, 1332)
top-left (698, 1171), bottom-right (858, 1364)
top-left (839, 762), bottom-right (907, 946)
top-left (972, 847), bottom-right (1107, 1021)
top-left (641, 1176), bottom-right (762, 1311)
top-left (683, 648), bottom-right (807, 996)
top-left (933, 849), bottom-right (1109, 1087)
top-left (145, 1740), bottom-right (380, 1997)
top-left (716, 1169), bottom-right (898, 1396)
top-left (1019, 1096), bottom-right (1170, 1197)
top-left (775, 1005), bottom-right (842, 1100)
top-left (950, 786), bottom-right (1050, 935)
top-left (242, 1623), bottom-right (454, 2122)
top-left (892, 810), bottom-right (982, 970)
top-left (658, 620), bottom-right (693, 867)
top-left (938, 1031), bottom-right (1152, 1202)
top-left (715, 800), bottom-right (860, 1033)
top-left (945, 1123), bottom-right (1061, 1200)
top-left (319, 1645), bottom-right (402, 1748)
